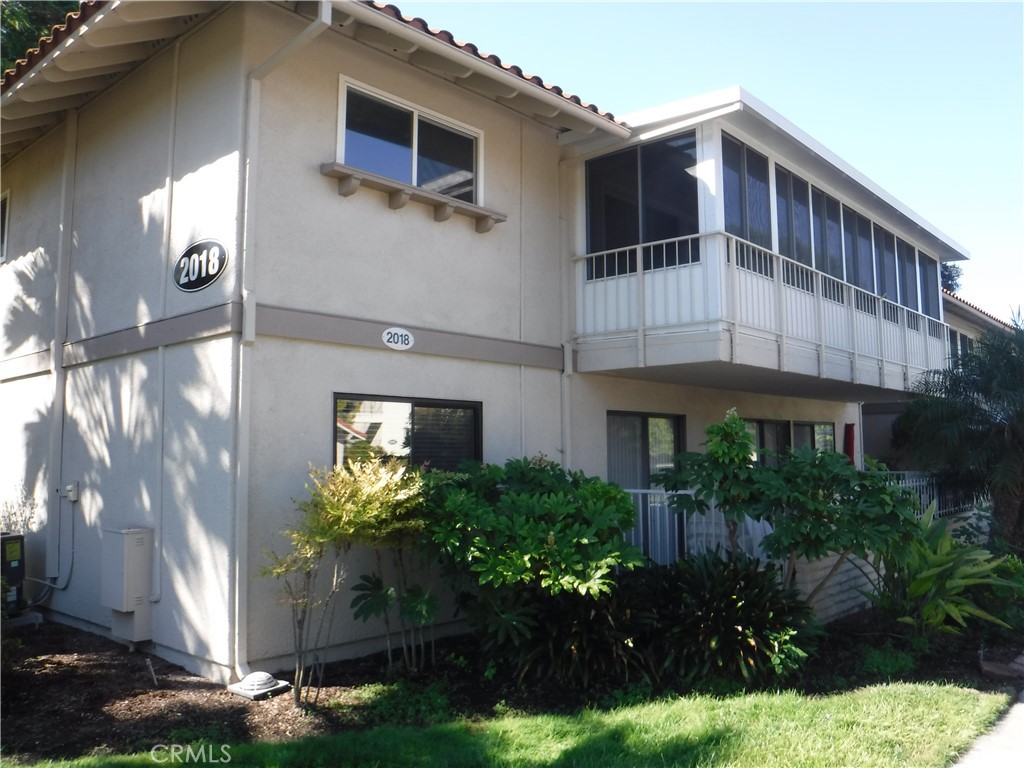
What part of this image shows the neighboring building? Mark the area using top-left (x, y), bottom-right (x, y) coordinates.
top-left (0, 0), bottom-right (988, 680)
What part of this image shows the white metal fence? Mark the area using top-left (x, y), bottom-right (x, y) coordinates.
top-left (624, 473), bottom-right (978, 564)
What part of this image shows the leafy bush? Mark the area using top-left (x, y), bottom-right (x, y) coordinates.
top-left (491, 584), bottom-right (658, 688)
top-left (875, 503), bottom-right (1021, 637)
top-left (756, 448), bottom-right (920, 601)
top-left (969, 553), bottom-right (1024, 643)
top-left (424, 456), bottom-right (645, 687)
top-left (652, 551), bottom-right (816, 687)
top-left (426, 456), bottom-right (643, 599)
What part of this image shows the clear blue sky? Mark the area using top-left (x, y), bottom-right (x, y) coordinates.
top-left (399, 1), bottom-right (1023, 323)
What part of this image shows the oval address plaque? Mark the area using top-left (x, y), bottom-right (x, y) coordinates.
top-left (382, 327), bottom-right (415, 351)
top-left (173, 240), bottom-right (228, 292)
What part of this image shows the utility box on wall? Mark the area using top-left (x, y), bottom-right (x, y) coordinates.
top-left (1, 533), bottom-right (26, 614)
top-left (100, 528), bottom-right (153, 644)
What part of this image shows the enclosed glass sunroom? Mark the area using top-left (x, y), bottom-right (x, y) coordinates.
top-left (571, 88), bottom-right (966, 402)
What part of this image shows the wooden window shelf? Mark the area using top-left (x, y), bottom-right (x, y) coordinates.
top-left (319, 162), bottom-right (507, 233)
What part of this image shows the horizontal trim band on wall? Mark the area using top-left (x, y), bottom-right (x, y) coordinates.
top-left (255, 304), bottom-right (564, 371)
top-left (0, 348), bottom-right (52, 382)
top-left (61, 303), bottom-right (243, 368)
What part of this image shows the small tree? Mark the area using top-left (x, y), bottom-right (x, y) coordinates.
top-left (755, 448), bottom-right (920, 601)
top-left (654, 408), bottom-right (766, 553)
top-left (264, 458), bottom-right (423, 706)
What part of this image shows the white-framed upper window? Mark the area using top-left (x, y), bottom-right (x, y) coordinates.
top-left (0, 190), bottom-right (9, 264)
top-left (339, 82), bottom-right (478, 204)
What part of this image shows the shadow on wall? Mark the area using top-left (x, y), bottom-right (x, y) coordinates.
top-left (10, 225), bottom-right (238, 675)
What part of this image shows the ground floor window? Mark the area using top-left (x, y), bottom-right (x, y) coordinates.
top-left (334, 394), bottom-right (481, 471)
top-left (746, 418), bottom-right (836, 464)
top-left (607, 411), bottom-right (684, 564)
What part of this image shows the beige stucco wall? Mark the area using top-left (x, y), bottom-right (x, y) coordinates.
top-left (247, 4), bottom-right (563, 347)
top-left (244, 337), bottom-right (562, 667)
top-left (568, 373), bottom-right (861, 478)
top-left (1, 5), bottom-right (247, 680)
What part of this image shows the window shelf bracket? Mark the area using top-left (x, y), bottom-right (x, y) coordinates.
top-left (320, 162), bottom-right (507, 234)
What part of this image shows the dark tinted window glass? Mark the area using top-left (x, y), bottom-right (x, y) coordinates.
top-left (641, 133), bottom-right (699, 242)
top-left (745, 148), bottom-right (771, 248)
top-left (791, 176), bottom-right (812, 266)
top-left (811, 189), bottom-right (825, 271)
top-left (411, 405), bottom-right (479, 471)
top-left (875, 226), bottom-right (898, 300)
top-left (856, 214), bottom-right (874, 292)
top-left (418, 119), bottom-right (475, 202)
top-left (587, 149), bottom-right (639, 252)
top-left (919, 253), bottom-right (939, 318)
top-left (776, 167), bottom-right (792, 258)
top-left (825, 196), bottom-right (843, 279)
top-left (345, 90), bottom-right (413, 183)
top-left (334, 396), bottom-right (480, 471)
top-left (843, 207), bottom-right (858, 286)
top-left (897, 238), bottom-right (918, 310)
top-left (723, 134), bottom-right (744, 237)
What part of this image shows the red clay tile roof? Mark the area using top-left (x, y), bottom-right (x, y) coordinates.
top-left (3, 0), bottom-right (620, 125)
top-left (1, 1), bottom-right (103, 92)
top-left (365, 2), bottom-right (619, 123)
top-left (943, 288), bottom-right (1014, 329)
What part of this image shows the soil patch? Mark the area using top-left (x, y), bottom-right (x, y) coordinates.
top-left (1, 613), bottom-right (1019, 764)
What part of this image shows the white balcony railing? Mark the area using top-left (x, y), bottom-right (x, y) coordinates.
top-left (575, 233), bottom-right (948, 387)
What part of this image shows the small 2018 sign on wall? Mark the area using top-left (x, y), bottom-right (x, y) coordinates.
top-left (382, 327), bottom-right (415, 351)
top-left (173, 240), bottom-right (228, 292)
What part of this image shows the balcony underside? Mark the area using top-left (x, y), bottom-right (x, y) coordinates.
top-left (575, 324), bottom-right (927, 403)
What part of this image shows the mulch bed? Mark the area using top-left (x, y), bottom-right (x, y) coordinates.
top-left (1, 613), bottom-right (1019, 763)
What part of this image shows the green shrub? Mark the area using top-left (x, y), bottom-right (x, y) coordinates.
top-left (970, 553), bottom-right (1024, 643)
top-left (424, 456), bottom-right (646, 688)
top-left (488, 583), bottom-right (658, 688)
top-left (875, 503), bottom-right (1021, 637)
top-left (426, 456), bottom-right (643, 598)
top-left (263, 458), bottom-right (426, 705)
top-left (756, 449), bottom-right (920, 601)
top-left (654, 551), bottom-right (816, 688)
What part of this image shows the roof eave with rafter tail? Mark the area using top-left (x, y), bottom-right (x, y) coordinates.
top-left (1, 1), bottom-right (629, 165)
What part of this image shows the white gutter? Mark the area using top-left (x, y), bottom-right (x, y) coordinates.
top-left (338, 0), bottom-right (629, 140)
top-left (231, 0), bottom-right (333, 683)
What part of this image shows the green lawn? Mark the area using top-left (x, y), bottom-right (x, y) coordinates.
top-left (13, 682), bottom-right (1010, 768)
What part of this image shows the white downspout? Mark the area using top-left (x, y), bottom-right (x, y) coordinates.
top-left (44, 111), bottom-right (78, 591)
top-left (231, 0), bottom-right (332, 683)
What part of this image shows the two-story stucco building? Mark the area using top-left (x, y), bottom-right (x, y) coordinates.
top-left (0, 0), bottom-right (998, 682)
